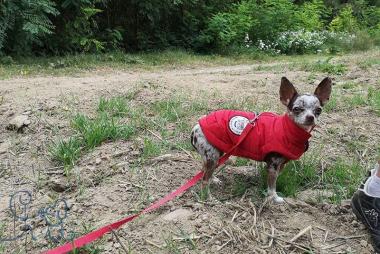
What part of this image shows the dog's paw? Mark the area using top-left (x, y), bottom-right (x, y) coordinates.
top-left (272, 195), bottom-right (284, 204)
top-left (267, 191), bottom-right (284, 204)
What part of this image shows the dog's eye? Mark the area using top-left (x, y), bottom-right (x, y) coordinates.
top-left (293, 107), bottom-right (304, 113)
top-left (315, 108), bottom-right (322, 115)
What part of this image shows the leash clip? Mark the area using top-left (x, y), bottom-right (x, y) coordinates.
top-left (249, 112), bottom-right (260, 126)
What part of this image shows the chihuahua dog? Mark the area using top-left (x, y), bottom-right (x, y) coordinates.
top-left (191, 77), bottom-right (332, 203)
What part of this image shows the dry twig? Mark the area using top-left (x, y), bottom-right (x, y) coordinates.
top-left (263, 232), bottom-right (315, 253)
top-left (231, 211), bottom-right (239, 223)
top-left (110, 228), bottom-right (129, 254)
top-left (145, 239), bottom-right (163, 249)
top-left (289, 225), bottom-right (312, 243)
top-left (328, 234), bottom-right (366, 241)
top-left (261, 221), bottom-right (275, 249)
top-left (217, 239), bottom-right (232, 251)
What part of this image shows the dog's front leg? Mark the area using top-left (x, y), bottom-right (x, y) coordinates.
top-left (265, 153), bottom-right (287, 204)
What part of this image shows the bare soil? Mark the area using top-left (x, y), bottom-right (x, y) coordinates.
top-left (0, 51), bottom-right (379, 253)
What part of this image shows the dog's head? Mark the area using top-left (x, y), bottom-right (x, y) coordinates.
top-left (279, 77), bottom-right (332, 131)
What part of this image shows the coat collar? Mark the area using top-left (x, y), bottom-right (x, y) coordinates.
top-left (282, 113), bottom-right (312, 144)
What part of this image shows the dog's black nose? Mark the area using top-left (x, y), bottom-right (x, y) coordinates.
top-left (305, 115), bottom-right (315, 124)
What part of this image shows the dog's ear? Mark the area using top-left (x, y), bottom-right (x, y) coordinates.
top-left (280, 77), bottom-right (298, 106)
top-left (314, 77), bottom-right (332, 106)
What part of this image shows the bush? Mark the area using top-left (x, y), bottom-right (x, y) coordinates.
top-left (206, 1), bottom-right (257, 48)
top-left (255, 29), bottom-right (372, 55)
top-left (275, 30), bottom-right (326, 54)
top-left (295, 0), bottom-right (327, 31)
top-left (329, 5), bottom-right (360, 33)
top-left (324, 30), bottom-right (374, 52)
top-left (206, 0), bottom-right (297, 49)
top-left (0, 0), bottom-right (59, 54)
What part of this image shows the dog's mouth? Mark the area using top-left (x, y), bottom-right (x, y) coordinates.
top-left (299, 122), bottom-right (316, 132)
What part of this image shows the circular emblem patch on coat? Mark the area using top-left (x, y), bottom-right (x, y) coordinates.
top-left (229, 116), bottom-right (249, 135)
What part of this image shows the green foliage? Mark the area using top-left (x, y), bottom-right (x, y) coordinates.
top-left (365, 7), bottom-right (380, 45)
top-left (329, 5), bottom-right (360, 33)
top-left (275, 30), bottom-right (326, 54)
top-left (50, 0), bottom-right (106, 53)
top-left (207, 1), bottom-right (256, 48)
top-left (324, 90), bottom-right (337, 112)
top-left (259, 153), bottom-right (365, 204)
top-left (0, 0), bottom-right (59, 54)
top-left (295, 0), bottom-right (327, 31)
top-left (0, 0), bottom-right (378, 55)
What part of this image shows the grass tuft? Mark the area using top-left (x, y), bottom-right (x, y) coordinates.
top-left (49, 137), bottom-right (82, 170)
top-left (343, 93), bottom-right (367, 108)
top-left (368, 87), bottom-right (380, 115)
top-left (98, 96), bottom-right (129, 117)
top-left (232, 175), bottom-right (251, 196)
top-left (164, 235), bottom-right (181, 254)
top-left (142, 138), bottom-right (163, 159)
top-left (304, 57), bottom-right (347, 75)
top-left (324, 160), bottom-right (363, 203)
top-left (49, 97), bottom-right (135, 173)
top-left (272, 154), bottom-right (320, 197)
top-left (324, 90), bottom-right (338, 112)
top-left (259, 152), bottom-right (365, 204)
top-left (71, 113), bottom-right (134, 149)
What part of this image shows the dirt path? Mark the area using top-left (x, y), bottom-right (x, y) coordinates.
top-left (0, 53), bottom-right (379, 253)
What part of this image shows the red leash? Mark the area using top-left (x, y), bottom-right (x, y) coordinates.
top-left (44, 115), bottom-right (259, 254)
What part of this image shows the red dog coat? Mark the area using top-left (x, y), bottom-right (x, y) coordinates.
top-left (199, 110), bottom-right (311, 161)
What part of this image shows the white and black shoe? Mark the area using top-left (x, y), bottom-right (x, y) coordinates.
top-left (351, 189), bottom-right (380, 252)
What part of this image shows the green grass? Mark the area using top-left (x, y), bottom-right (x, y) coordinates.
top-left (340, 81), bottom-right (359, 90)
top-left (0, 49), bottom-right (271, 78)
top-left (263, 154), bottom-right (320, 197)
top-left (49, 97), bottom-right (135, 172)
top-left (326, 85), bottom-right (380, 114)
top-left (71, 113), bottom-right (135, 149)
top-left (47, 89), bottom-right (376, 201)
top-left (142, 138), bottom-right (164, 159)
top-left (343, 93), bottom-right (367, 108)
top-left (324, 90), bottom-right (338, 112)
top-left (303, 57), bottom-right (347, 75)
top-left (338, 86), bottom-right (380, 114)
top-left (152, 99), bottom-right (184, 123)
top-left (324, 160), bottom-right (363, 203)
top-left (358, 57), bottom-right (380, 70)
top-left (164, 235), bottom-right (181, 254)
top-left (234, 157), bottom-right (251, 166)
top-left (68, 222), bottom-right (105, 254)
top-left (49, 137), bottom-right (82, 169)
top-left (3, 49), bottom-right (378, 79)
top-left (97, 96), bottom-right (129, 117)
top-left (258, 152), bottom-right (365, 204)
top-left (232, 175), bottom-right (251, 196)
top-left (0, 223), bottom-right (5, 253)
top-left (368, 87), bottom-right (380, 115)
top-left (152, 96), bottom-right (208, 123)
